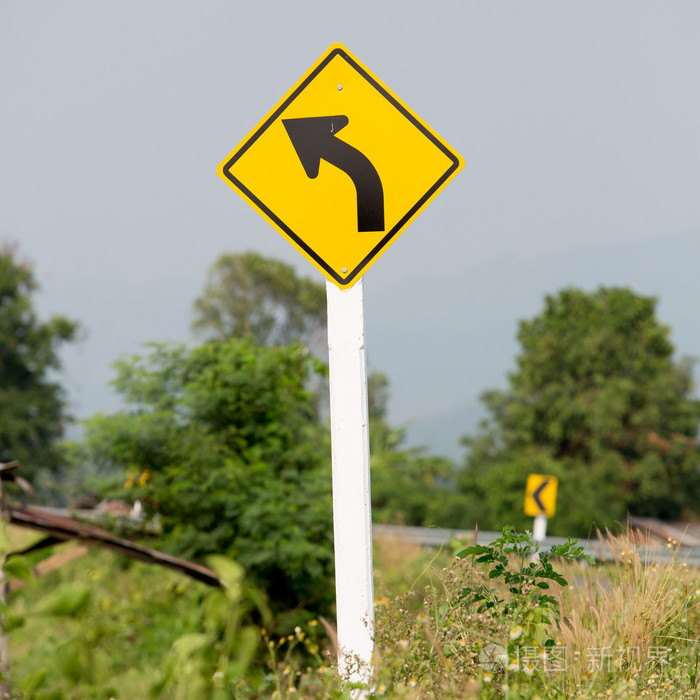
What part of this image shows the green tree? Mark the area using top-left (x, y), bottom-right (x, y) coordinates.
top-left (81, 339), bottom-right (334, 618)
top-left (192, 252), bottom-right (327, 352)
top-left (458, 287), bottom-right (700, 535)
top-left (0, 246), bottom-right (78, 480)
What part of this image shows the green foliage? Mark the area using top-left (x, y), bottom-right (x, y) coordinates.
top-left (372, 528), bottom-right (700, 699)
top-left (451, 528), bottom-right (590, 694)
top-left (152, 555), bottom-right (270, 699)
top-left (459, 287), bottom-right (700, 535)
top-left (81, 339), bottom-right (334, 617)
top-left (371, 445), bottom-right (456, 527)
top-left (0, 245), bottom-right (78, 480)
top-left (367, 371), bottom-right (390, 425)
top-left (31, 583), bottom-right (92, 618)
top-left (371, 527), bottom-right (592, 697)
top-left (4, 543), bottom-right (273, 699)
top-left (3, 554), bottom-right (32, 583)
top-left (4, 541), bottom-right (343, 700)
top-left (192, 252), bottom-right (327, 352)
top-left (367, 371), bottom-right (461, 527)
top-left (192, 253), bottom-right (459, 530)
top-left (3, 526), bottom-right (699, 699)
top-left (457, 527), bottom-right (593, 655)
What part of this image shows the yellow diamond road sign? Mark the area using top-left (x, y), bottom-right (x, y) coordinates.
top-left (218, 43), bottom-right (464, 289)
top-left (524, 474), bottom-right (559, 518)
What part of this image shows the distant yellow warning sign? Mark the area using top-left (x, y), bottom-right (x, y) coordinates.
top-left (217, 43), bottom-right (464, 289)
top-left (524, 474), bottom-right (558, 517)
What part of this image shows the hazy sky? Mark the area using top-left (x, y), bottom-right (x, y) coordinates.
top-left (2, 2), bottom-right (699, 457)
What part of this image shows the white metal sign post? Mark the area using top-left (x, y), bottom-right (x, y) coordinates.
top-left (326, 278), bottom-right (374, 687)
top-left (216, 43), bottom-right (463, 694)
top-left (533, 514), bottom-right (548, 543)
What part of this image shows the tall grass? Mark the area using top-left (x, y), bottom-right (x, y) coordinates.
top-left (554, 531), bottom-right (699, 697)
top-left (5, 527), bottom-right (699, 698)
top-left (371, 529), bottom-right (700, 699)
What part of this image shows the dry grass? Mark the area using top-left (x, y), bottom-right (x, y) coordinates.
top-left (373, 534), bottom-right (450, 604)
top-left (556, 530), bottom-right (698, 685)
top-left (371, 528), bottom-right (700, 698)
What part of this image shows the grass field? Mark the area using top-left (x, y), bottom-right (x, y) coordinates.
top-left (3, 526), bottom-right (699, 698)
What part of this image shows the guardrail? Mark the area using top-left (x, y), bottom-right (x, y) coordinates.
top-left (29, 509), bottom-right (700, 567)
top-left (373, 523), bottom-right (700, 566)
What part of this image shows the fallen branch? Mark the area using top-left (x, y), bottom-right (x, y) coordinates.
top-left (7, 506), bottom-right (220, 588)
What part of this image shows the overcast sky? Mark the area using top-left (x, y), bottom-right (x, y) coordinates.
top-left (2, 2), bottom-right (699, 458)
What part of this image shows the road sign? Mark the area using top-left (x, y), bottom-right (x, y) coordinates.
top-left (218, 43), bottom-right (464, 289)
top-left (524, 474), bottom-right (558, 518)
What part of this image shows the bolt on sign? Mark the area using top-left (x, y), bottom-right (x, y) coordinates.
top-left (524, 474), bottom-right (559, 518)
top-left (217, 43), bottom-right (464, 289)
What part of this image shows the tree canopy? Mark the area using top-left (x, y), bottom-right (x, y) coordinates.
top-left (81, 339), bottom-right (334, 618)
top-left (191, 252), bottom-right (327, 352)
top-left (0, 246), bottom-right (78, 480)
top-left (458, 287), bottom-right (700, 535)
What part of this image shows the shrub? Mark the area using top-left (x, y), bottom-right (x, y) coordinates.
top-left (80, 339), bottom-right (334, 620)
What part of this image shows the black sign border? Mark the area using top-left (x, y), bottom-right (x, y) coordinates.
top-left (221, 47), bottom-right (462, 286)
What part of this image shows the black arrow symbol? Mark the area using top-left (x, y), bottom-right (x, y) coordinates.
top-left (282, 115), bottom-right (385, 233)
top-left (532, 479), bottom-right (550, 514)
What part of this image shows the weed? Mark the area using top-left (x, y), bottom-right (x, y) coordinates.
top-left (372, 527), bottom-right (699, 699)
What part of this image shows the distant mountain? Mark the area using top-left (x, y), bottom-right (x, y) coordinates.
top-left (402, 400), bottom-right (484, 462)
top-left (367, 230), bottom-right (700, 460)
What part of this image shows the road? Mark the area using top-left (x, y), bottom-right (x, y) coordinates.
top-left (373, 523), bottom-right (700, 566)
